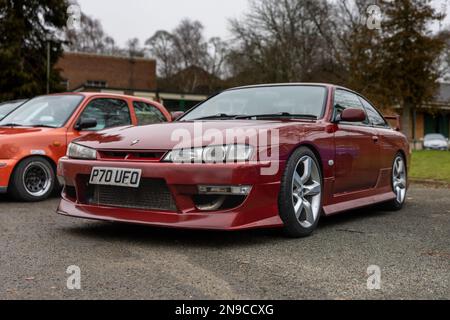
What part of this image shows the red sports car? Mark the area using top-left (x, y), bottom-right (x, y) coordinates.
top-left (57, 84), bottom-right (410, 237)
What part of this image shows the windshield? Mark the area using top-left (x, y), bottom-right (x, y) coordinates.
top-left (0, 95), bottom-right (83, 128)
top-left (425, 134), bottom-right (446, 141)
top-left (181, 85), bottom-right (327, 121)
top-left (0, 100), bottom-right (25, 120)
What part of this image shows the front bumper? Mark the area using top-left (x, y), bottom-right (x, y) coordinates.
top-left (424, 145), bottom-right (448, 150)
top-left (57, 157), bottom-right (285, 230)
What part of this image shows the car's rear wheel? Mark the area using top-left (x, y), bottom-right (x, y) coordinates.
top-left (385, 153), bottom-right (407, 211)
top-left (9, 157), bottom-right (56, 202)
top-left (279, 147), bottom-right (322, 238)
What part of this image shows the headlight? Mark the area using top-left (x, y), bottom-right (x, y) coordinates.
top-left (163, 145), bottom-right (253, 163)
top-left (67, 143), bottom-right (97, 160)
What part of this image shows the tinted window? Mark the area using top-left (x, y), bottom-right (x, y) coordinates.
top-left (0, 95), bottom-right (83, 128)
top-left (182, 86), bottom-right (327, 121)
top-left (133, 101), bottom-right (167, 125)
top-left (359, 97), bottom-right (387, 127)
top-left (334, 90), bottom-right (368, 125)
top-left (78, 98), bottom-right (131, 131)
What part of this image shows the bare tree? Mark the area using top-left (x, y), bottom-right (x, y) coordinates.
top-left (145, 18), bottom-right (229, 82)
top-left (65, 13), bottom-right (108, 53)
top-left (172, 19), bottom-right (208, 69)
top-left (126, 37), bottom-right (145, 58)
top-left (228, 0), bottom-right (333, 84)
top-left (145, 30), bottom-right (177, 78)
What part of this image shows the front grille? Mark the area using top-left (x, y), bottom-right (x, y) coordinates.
top-left (98, 150), bottom-right (166, 161)
top-left (87, 178), bottom-right (177, 211)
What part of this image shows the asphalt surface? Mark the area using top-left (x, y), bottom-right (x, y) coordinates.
top-left (0, 184), bottom-right (448, 300)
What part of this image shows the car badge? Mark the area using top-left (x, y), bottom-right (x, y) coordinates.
top-left (130, 139), bottom-right (140, 146)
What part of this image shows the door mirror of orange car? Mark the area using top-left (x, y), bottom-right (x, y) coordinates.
top-left (75, 118), bottom-right (97, 131)
top-left (338, 108), bottom-right (367, 123)
top-left (171, 111), bottom-right (185, 121)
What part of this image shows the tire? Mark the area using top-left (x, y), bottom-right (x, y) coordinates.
top-left (384, 153), bottom-right (407, 211)
top-left (278, 147), bottom-right (323, 238)
top-left (9, 157), bottom-right (56, 202)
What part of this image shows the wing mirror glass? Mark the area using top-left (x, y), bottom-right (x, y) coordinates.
top-left (75, 118), bottom-right (97, 130)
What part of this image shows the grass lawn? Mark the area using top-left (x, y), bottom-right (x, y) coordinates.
top-left (410, 150), bottom-right (450, 183)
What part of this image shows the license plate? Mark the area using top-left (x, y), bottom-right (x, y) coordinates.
top-left (89, 167), bottom-right (142, 188)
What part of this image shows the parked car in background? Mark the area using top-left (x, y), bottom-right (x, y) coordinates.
top-left (423, 133), bottom-right (449, 151)
top-left (0, 93), bottom-right (171, 202)
top-left (0, 99), bottom-right (27, 121)
top-left (57, 83), bottom-right (410, 238)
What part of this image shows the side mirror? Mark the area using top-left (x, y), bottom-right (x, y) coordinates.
top-left (338, 108), bottom-right (366, 123)
top-left (171, 111), bottom-right (185, 121)
top-left (75, 118), bottom-right (97, 131)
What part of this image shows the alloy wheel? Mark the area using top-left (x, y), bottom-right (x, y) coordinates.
top-left (393, 156), bottom-right (407, 204)
top-left (22, 162), bottom-right (53, 197)
top-left (291, 156), bottom-right (322, 228)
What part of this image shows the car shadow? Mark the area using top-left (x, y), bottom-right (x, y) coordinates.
top-left (319, 204), bottom-right (394, 230)
top-left (62, 204), bottom-right (396, 248)
top-left (63, 221), bottom-right (284, 248)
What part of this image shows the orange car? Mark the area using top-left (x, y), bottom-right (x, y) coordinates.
top-left (0, 92), bottom-right (171, 202)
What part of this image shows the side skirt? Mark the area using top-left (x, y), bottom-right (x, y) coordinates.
top-left (323, 191), bottom-right (396, 216)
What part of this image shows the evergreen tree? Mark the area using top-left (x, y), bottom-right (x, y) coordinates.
top-left (378, 0), bottom-right (445, 139)
top-left (0, 0), bottom-right (68, 100)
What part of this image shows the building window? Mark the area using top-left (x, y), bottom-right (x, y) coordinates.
top-left (86, 80), bottom-right (107, 88)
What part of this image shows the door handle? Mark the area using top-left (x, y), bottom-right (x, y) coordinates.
top-left (372, 136), bottom-right (379, 143)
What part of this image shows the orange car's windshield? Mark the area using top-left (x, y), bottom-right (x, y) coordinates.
top-left (0, 100), bottom-right (26, 120)
top-left (0, 95), bottom-right (83, 128)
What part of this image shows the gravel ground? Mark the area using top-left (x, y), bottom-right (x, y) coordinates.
top-left (0, 184), bottom-right (449, 300)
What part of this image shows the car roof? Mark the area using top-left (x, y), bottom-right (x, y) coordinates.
top-left (226, 83), bottom-right (350, 91)
top-left (46, 92), bottom-right (141, 100)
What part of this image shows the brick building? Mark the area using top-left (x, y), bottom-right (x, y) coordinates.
top-left (56, 52), bottom-right (157, 93)
top-left (56, 52), bottom-right (207, 111)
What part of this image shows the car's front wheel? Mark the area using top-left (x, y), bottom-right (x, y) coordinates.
top-left (278, 147), bottom-right (323, 238)
top-left (9, 157), bottom-right (56, 202)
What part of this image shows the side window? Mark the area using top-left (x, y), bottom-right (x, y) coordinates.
top-left (359, 97), bottom-right (388, 127)
top-left (133, 101), bottom-right (167, 126)
top-left (78, 98), bottom-right (131, 131)
top-left (334, 89), bottom-right (368, 125)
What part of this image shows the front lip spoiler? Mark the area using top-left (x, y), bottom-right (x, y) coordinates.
top-left (0, 186), bottom-right (7, 194)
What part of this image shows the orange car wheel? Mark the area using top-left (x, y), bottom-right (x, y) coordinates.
top-left (9, 157), bottom-right (56, 202)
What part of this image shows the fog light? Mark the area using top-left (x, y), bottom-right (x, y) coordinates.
top-left (198, 185), bottom-right (252, 195)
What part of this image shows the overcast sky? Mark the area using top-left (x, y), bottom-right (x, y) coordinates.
top-left (76, 0), bottom-right (249, 46)
top-left (77, 0), bottom-right (450, 47)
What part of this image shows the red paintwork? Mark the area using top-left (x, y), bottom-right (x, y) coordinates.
top-left (56, 84), bottom-right (410, 230)
top-left (340, 108), bottom-right (366, 122)
top-left (0, 92), bottom-right (171, 191)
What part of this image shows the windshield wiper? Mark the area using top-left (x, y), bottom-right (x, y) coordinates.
top-left (29, 124), bottom-right (58, 128)
top-left (191, 114), bottom-right (237, 121)
top-left (235, 112), bottom-right (317, 120)
top-left (0, 123), bottom-right (25, 127)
